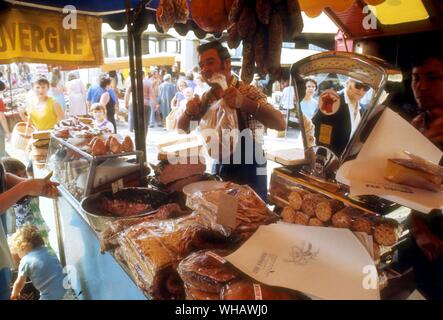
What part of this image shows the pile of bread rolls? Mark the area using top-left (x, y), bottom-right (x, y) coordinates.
top-left (280, 186), bottom-right (402, 263)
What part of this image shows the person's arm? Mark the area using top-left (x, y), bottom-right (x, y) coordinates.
top-left (52, 101), bottom-right (65, 122)
top-left (222, 87), bottom-right (286, 131)
top-left (0, 174), bottom-right (59, 214)
top-left (100, 92), bottom-right (110, 107)
top-left (177, 95), bottom-right (202, 133)
top-left (11, 275), bottom-right (26, 300)
top-left (0, 111), bottom-right (10, 140)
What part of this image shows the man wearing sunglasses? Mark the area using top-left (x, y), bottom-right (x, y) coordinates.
top-left (312, 78), bottom-right (370, 157)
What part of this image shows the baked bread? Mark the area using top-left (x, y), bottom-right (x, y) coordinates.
top-left (332, 207), bottom-right (354, 229)
top-left (184, 283), bottom-right (221, 300)
top-left (352, 217), bottom-right (374, 235)
top-left (308, 218), bottom-right (324, 227)
top-left (32, 130), bottom-right (51, 140)
top-left (288, 189), bottom-right (306, 210)
top-left (385, 157), bottom-right (443, 192)
top-left (281, 206), bottom-right (297, 223)
top-left (374, 222), bottom-right (399, 246)
top-left (293, 211), bottom-right (310, 225)
top-left (301, 194), bottom-right (324, 217)
top-left (315, 199), bottom-right (342, 222)
top-left (177, 249), bottom-right (238, 294)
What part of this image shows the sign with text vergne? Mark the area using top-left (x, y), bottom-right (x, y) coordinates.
top-left (0, 7), bottom-right (103, 67)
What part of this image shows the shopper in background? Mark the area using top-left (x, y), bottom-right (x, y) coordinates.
top-left (193, 74), bottom-right (210, 98)
top-left (66, 72), bottom-right (87, 117)
top-left (90, 103), bottom-right (115, 133)
top-left (27, 78), bottom-right (65, 131)
top-left (10, 224), bottom-right (66, 300)
top-left (300, 78), bottom-right (318, 119)
top-left (49, 68), bottom-right (66, 111)
top-left (86, 75), bottom-right (117, 133)
top-left (170, 79), bottom-right (188, 111)
top-left (0, 81), bottom-right (11, 158)
top-left (124, 71), bottom-right (151, 133)
top-left (156, 74), bottom-right (177, 122)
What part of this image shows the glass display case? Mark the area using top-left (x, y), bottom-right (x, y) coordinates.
top-left (47, 135), bottom-right (144, 202)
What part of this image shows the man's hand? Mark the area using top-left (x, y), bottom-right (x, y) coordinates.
top-left (23, 179), bottom-right (59, 198)
top-left (185, 95), bottom-right (202, 117)
top-left (221, 87), bottom-right (243, 109)
top-left (415, 230), bottom-right (443, 261)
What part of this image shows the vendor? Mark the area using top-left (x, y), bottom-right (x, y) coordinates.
top-left (0, 162), bottom-right (59, 300)
top-left (177, 41), bottom-right (286, 200)
top-left (402, 49), bottom-right (443, 300)
top-left (26, 78), bottom-right (65, 131)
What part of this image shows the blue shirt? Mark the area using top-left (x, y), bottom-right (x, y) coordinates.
top-left (19, 247), bottom-right (66, 300)
top-left (301, 98), bottom-right (318, 119)
top-left (86, 85), bottom-right (117, 104)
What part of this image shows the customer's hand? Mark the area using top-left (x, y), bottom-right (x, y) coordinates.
top-left (185, 95), bottom-right (202, 117)
top-left (415, 230), bottom-right (443, 261)
top-left (23, 179), bottom-right (59, 198)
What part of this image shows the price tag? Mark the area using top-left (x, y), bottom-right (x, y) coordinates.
top-left (216, 193), bottom-right (238, 229)
top-left (112, 179), bottom-right (124, 194)
top-left (253, 284), bottom-right (263, 300)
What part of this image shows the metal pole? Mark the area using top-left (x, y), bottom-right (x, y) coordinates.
top-left (125, 0), bottom-right (146, 165)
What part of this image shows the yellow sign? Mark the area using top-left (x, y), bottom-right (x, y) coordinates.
top-left (0, 8), bottom-right (103, 67)
top-left (318, 124), bottom-right (333, 145)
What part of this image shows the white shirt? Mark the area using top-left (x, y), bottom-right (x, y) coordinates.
top-left (343, 90), bottom-right (361, 137)
top-left (281, 86), bottom-right (295, 110)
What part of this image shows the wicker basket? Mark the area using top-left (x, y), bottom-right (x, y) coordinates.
top-left (11, 122), bottom-right (35, 150)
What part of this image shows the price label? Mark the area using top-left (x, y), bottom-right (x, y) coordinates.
top-left (112, 179), bottom-right (124, 194)
top-left (216, 193), bottom-right (238, 230)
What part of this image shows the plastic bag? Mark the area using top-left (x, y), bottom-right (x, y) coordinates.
top-left (198, 99), bottom-right (239, 161)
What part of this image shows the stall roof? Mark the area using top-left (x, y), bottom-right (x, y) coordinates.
top-left (324, 0), bottom-right (443, 40)
top-left (101, 53), bottom-right (178, 71)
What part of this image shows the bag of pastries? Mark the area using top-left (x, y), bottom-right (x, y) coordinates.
top-left (177, 249), bottom-right (239, 300)
top-left (188, 182), bottom-right (278, 238)
top-left (385, 152), bottom-right (443, 192)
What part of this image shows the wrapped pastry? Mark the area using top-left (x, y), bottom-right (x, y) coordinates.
top-left (91, 138), bottom-right (107, 156)
top-left (109, 136), bottom-right (123, 153)
top-left (293, 211), bottom-right (310, 226)
top-left (281, 206), bottom-right (297, 224)
top-left (177, 249), bottom-right (238, 294)
top-left (288, 190), bottom-right (304, 210)
top-left (301, 194), bottom-right (325, 217)
top-left (308, 218), bottom-right (324, 227)
top-left (184, 283), bottom-right (221, 300)
top-left (374, 221), bottom-right (400, 246)
top-left (188, 182), bottom-right (277, 238)
top-left (221, 279), bottom-right (302, 300)
top-left (331, 207), bottom-right (354, 229)
top-left (385, 157), bottom-right (443, 192)
top-left (315, 199), bottom-right (343, 222)
top-left (351, 217), bottom-right (374, 235)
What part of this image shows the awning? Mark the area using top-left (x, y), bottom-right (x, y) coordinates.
top-left (299, 0), bottom-right (387, 17)
top-left (101, 53), bottom-right (178, 71)
top-left (0, 7), bottom-right (103, 67)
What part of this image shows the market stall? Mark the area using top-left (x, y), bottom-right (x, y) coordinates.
top-left (2, 0), bottom-right (442, 301)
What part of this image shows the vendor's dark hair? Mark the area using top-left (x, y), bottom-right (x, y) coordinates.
top-left (0, 80), bottom-right (5, 91)
top-left (197, 41), bottom-right (231, 63)
top-left (411, 48), bottom-right (443, 68)
top-left (33, 77), bottom-right (49, 87)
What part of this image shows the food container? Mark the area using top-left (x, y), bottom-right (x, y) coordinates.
top-left (80, 187), bottom-right (170, 231)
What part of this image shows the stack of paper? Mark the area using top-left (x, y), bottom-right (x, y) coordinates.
top-left (337, 108), bottom-right (443, 213)
top-left (226, 223), bottom-right (380, 300)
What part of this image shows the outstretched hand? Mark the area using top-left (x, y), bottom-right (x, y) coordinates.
top-left (24, 179), bottom-right (59, 198)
